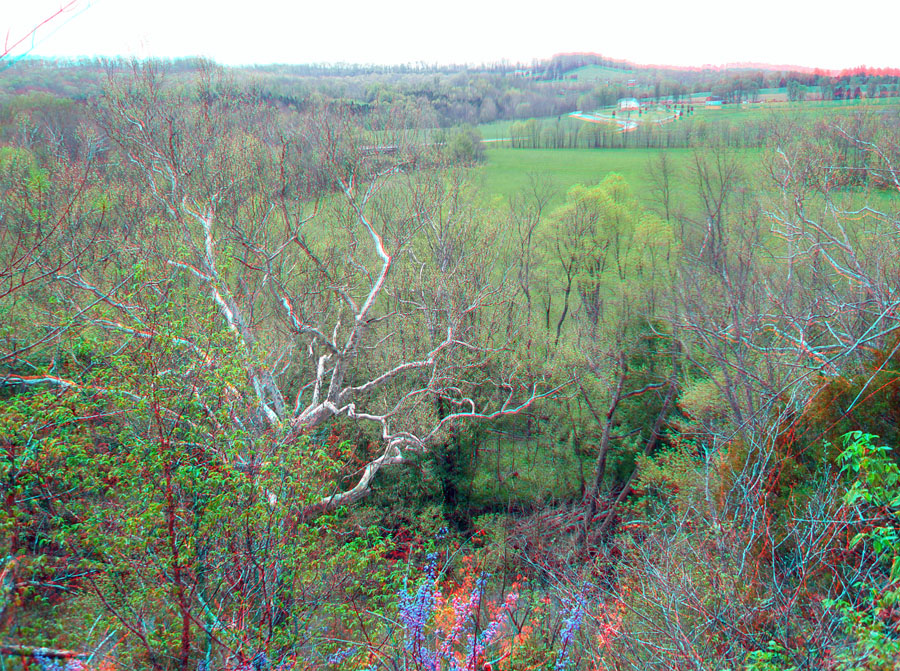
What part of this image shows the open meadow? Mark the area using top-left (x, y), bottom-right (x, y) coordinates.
top-left (477, 147), bottom-right (698, 201)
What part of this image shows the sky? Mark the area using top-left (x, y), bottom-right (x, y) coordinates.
top-left (3, 0), bottom-right (899, 71)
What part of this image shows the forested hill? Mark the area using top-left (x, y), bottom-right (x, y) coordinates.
top-left (4, 53), bottom-right (900, 128)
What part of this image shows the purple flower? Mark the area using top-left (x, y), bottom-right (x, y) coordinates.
top-left (555, 592), bottom-right (587, 671)
top-left (397, 554), bottom-right (440, 670)
top-left (325, 646), bottom-right (357, 665)
top-left (32, 653), bottom-right (85, 671)
top-left (392, 559), bottom-right (519, 671)
top-left (33, 653), bottom-right (61, 671)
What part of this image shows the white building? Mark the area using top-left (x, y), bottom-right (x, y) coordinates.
top-left (618, 98), bottom-right (639, 110)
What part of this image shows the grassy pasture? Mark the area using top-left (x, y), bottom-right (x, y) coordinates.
top-left (687, 97), bottom-right (900, 119)
top-left (477, 143), bottom-right (897, 216)
top-left (477, 148), bottom-right (672, 201)
top-left (476, 147), bottom-right (765, 204)
top-left (662, 98), bottom-right (900, 135)
top-left (565, 64), bottom-right (636, 82)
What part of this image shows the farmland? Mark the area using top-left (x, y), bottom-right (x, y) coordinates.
top-left (477, 147), bottom-right (698, 200)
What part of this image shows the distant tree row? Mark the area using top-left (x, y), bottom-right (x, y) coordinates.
top-left (4, 57), bottom-right (900, 132)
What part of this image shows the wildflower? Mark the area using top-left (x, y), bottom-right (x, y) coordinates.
top-left (555, 593), bottom-right (586, 671)
top-left (397, 554), bottom-right (440, 670)
top-left (251, 651), bottom-right (269, 670)
top-left (33, 653), bottom-right (63, 671)
top-left (325, 647), bottom-right (357, 665)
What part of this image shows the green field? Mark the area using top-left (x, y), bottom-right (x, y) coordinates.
top-left (565, 64), bottom-right (636, 82)
top-left (476, 143), bottom-right (900, 217)
top-left (687, 97), bottom-right (900, 118)
top-left (621, 98), bottom-right (900, 128)
top-left (477, 148), bottom-right (669, 200)
top-left (477, 147), bottom-right (764, 204)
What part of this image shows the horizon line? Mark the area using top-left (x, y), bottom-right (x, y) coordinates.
top-left (11, 50), bottom-right (900, 77)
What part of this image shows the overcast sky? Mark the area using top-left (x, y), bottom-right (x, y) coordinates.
top-left (4, 0), bottom-right (899, 70)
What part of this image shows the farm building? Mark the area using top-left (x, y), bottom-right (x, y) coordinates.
top-left (618, 98), bottom-right (640, 110)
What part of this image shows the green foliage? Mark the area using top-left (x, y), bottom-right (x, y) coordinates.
top-left (446, 125), bottom-right (485, 164)
top-left (0, 304), bottom-right (386, 665)
top-left (744, 640), bottom-right (799, 671)
top-left (824, 432), bottom-right (900, 670)
top-left (469, 436), bottom-right (587, 506)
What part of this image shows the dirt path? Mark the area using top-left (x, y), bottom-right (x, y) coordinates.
top-left (568, 111), bottom-right (637, 132)
top-left (569, 109), bottom-right (682, 132)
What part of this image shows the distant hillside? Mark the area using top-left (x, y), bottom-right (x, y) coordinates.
top-left (2, 53), bottom-right (898, 134)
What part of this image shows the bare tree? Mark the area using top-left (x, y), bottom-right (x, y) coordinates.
top-left (646, 150), bottom-right (678, 224)
top-left (507, 172), bottom-right (557, 320)
top-left (4, 63), bottom-right (561, 513)
top-left (1, 1), bottom-right (84, 63)
top-left (674, 114), bottom-right (900, 453)
top-left (0, 128), bottom-right (103, 370)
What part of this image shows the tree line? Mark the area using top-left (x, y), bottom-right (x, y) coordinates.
top-left (4, 55), bottom-right (900, 131)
